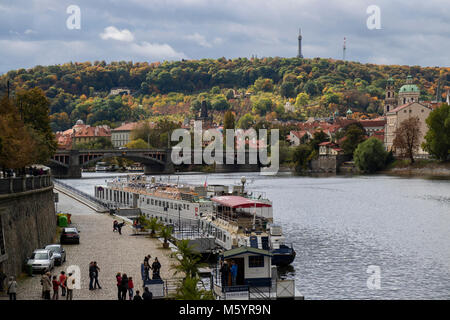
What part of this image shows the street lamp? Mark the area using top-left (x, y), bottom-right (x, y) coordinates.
top-left (240, 176), bottom-right (246, 194)
top-left (178, 205), bottom-right (181, 233)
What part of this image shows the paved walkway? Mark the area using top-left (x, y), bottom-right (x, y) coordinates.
top-left (1, 192), bottom-right (180, 300)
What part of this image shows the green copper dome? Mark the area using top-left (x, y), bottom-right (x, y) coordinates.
top-left (399, 75), bottom-right (419, 93)
top-left (399, 84), bottom-right (420, 93)
top-left (346, 108), bottom-right (353, 114)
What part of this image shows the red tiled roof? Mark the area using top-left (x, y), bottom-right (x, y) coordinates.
top-left (359, 119), bottom-right (386, 127)
top-left (112, 122), bottom-right (139, 131)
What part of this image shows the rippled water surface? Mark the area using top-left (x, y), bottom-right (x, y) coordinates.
top-left (65, 172), bottom-right (450, 299)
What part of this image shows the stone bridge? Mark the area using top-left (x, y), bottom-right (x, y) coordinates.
top-left (48, 149), bottom-right (173, 178)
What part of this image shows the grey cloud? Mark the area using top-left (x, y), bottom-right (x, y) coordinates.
top-left (0, 0), bottom-right (449, 73)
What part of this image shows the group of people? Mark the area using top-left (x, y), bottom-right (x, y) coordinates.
top-left (115, 272), bottom-right (152, 301)
top-left (143, 255), bottom-right (161, 281)
top-left (89, 261), bottom-right (101, 290)
top-left (113, 220), bottom-right (126, 235)
top-left (220, 259), bottom-right (238, 289)
top-left (41, 271), bottom-right (76, 300)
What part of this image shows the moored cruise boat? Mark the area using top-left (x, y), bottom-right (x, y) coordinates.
top-left (199, 194), bottom-right (296, 266)
top-left (95, 175), bottom-right (213, 225)
top-left (94, 174), bottom-right (295, 266)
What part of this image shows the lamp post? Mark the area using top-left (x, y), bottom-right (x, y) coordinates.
top-left (178, 205), bottom-right (181, 233)
top-left (240, 176), bottom-right (246, 194)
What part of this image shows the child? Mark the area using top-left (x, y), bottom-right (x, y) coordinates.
top-left (52, 275), bottom-right (59, 300)
top-left (128, 277), bottom-right (134, 300)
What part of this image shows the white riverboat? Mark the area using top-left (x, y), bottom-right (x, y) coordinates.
top-left (94, 174), bottom-right (295, 266)
top-left (95, 175), bottom-right (213, 225)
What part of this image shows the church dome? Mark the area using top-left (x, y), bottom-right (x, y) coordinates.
top-left (399, 84), bottom-right (420, 93)
top-left (399, 75), bottom-right (419, 93)
top-left (75, 119), bottom-right (84, 125)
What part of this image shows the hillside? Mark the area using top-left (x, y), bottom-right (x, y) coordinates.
top-left (0, 57), bottom-right (448, 132)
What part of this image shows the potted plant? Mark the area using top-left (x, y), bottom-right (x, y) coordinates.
top-left (159, 225), bottom-right (173, 249)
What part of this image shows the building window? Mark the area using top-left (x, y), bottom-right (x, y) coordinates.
top-left (249, 256), bottom-right (264, 268)
top-left (151, 199), bottom-right (154, 205)
top-left (147, 199), bottom-right (149, 205)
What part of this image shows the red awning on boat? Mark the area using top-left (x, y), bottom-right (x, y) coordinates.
top-left (211, 196), bottom-right (272, 208)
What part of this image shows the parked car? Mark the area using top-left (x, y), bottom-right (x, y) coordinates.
top-left (60, 227), bottom-right (80, 244)
top-left (26, 249), bottom-right (55, 273)
top-left (44, 244), bottom-right (66, 265)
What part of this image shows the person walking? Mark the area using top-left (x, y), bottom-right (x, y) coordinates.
top-left (93, 261), bottom-right (102, 289)
top-left (66, 272), bottom-right (75, 300)
top-left (89, 261), bottom-right (95, 290)
top-left (152, 257), bottom-right (161, 279)
top-left (133, 290), bottom-right (143, 301)
top-left (142, 287), bottom-right (153, 301)
top-left (59, 271), bottom-right (67, 297)
top-left (113, 220), bottom-right (118, 232)
top-left (52, 276), bottom-right (59, 300)
top-left (230, 261), bottom-right (238, 286)
top-left (117, 221), bottom-right (125, 235)
top-left (7, 276), bottom-right (17, 300)
top-left (120, 273), bottom-right (129, 300)
top-left (128, 277), bottom-right (134, 300)
top-left (116, 272), bottom-right (122, 300)
top-left (220, 260), bottom-right (229, 290)
top-left (41, 272), bottom-right (52, 300)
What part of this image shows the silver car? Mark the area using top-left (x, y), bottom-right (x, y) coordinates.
top-left (27, 249), bottom-right (55, 273)
top-left (44, 244), bottom-right (66, 266)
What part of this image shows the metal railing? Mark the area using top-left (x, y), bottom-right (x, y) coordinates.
top-left (52, 179), bottom-right (110, 210)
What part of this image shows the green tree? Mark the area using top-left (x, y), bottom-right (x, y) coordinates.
top-left (223, 110), bottom-right (235, 130)
top-left (237, 113), bottom-right (255, 129)
top-left (125, 138), bottom-right (150, 149)
top-left (280, 81), bottom-right (296, 98)
top-left (295, 92), bottom-right (310, 108)
top-left (293, 144), bottom-right (313, 171)
top-left (253, 78), bottom-right (274, 92)
top-left (341, 123), bottom-right (366, 156)
top-left (251, 96), bottom-right (273, 116)
top-left (423, 103), bottom-right (450, 161)
top-left (354, 137), bottom-right (388, 173)
top-left (15, 88), bottom-right (57, 162)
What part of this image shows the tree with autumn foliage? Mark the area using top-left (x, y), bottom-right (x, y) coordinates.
top-left (0, 96), bottom-right (36, 170)
top-left (393, 116), bottom-right (421, 163)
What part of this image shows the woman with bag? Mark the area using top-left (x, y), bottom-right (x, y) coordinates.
top-left (7, 276), bottom-right (17, 300)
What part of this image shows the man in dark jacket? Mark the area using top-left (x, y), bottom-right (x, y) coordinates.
top-left (142, 287), bottom-right (153, 300)
top-left (220, 260), bottom-right (229, 290)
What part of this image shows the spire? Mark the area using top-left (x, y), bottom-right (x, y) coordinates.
top-left (343, 37), bottom-right (346, 61)
top-left (297, 28), bottom-right (303, 58)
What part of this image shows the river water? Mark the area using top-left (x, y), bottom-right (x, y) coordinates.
top-left (64, 172), bottom-right (450, 299)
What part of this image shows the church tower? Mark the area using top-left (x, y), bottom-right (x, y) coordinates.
top-left (384, 77), bottom-right (396, 115)
top-left (297, 28), bottom-right (303, 58)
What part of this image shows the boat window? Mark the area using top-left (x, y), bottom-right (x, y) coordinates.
top-left (147, 199), bottom-right (149, 205)
top-left (183, 204), bottom-right (186, 209)
top-left (249, 256), bottom-right (264, 268)
top-left (187, 205), bottom-right (189, 210)
top-left (170, 203), bottom-right (173, 209)
top-left (151, 199), bottom-right (154, 205)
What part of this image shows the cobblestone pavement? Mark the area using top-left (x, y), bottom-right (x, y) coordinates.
top-left (2, 192), bottom-right (180, 300)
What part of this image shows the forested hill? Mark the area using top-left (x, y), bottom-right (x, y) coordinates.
top-left (0, 57), bottom-right (448, 132)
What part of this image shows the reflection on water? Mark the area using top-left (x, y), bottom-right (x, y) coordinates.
top-left (66, 172), bottom-right (450, 299)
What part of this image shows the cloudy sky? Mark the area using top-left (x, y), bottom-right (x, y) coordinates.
top-left (0, 0), bottom-right (449, 73)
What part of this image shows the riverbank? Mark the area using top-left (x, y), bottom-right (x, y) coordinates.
top-left (381, 160), bottom-right (450, 178)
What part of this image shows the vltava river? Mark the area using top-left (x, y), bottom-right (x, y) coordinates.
top-left (65, 172), bottom-right (450, 299)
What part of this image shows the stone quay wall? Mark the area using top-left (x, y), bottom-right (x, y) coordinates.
top-left (0, 175), bottom-right (56, 278)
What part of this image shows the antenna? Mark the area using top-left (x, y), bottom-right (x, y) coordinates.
top-left (343, 37), bottom-right (346, 61)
